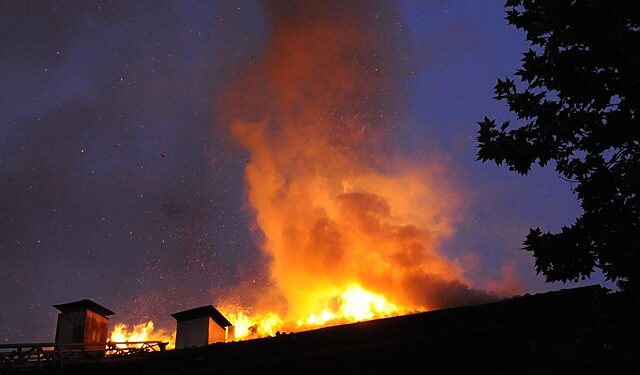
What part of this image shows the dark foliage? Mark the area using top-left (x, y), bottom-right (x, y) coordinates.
top-left (477, 0), bottom-right (640, 289)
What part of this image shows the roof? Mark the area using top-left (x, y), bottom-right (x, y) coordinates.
top-left (171, 305), bottom-right (233, 327)
top-left (51, 285), bottom-right (612, 373)
top-left (53, 299), bottom-right (115, 317)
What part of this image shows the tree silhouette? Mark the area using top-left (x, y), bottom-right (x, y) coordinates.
top-left (477, 0), bottom-right (639, 290)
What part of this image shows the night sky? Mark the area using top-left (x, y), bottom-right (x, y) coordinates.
top-left (0, 0), bottom-right (604, 343)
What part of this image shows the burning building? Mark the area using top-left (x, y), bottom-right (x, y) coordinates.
top-left (171, 305), bottom-right (234, 349)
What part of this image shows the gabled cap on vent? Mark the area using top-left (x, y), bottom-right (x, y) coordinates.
top-left (171, 305), bottom-right (232, 327)
top-left (53, 299), bottom-right (115, 317)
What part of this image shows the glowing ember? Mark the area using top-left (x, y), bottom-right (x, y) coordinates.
top-left (109, 321), bottom-right (174, 349)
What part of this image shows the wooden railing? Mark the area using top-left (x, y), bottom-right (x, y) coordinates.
top-left (0, 341), bottom-right (167, 370)
top-left (105, 341), bottom-right (168, 356)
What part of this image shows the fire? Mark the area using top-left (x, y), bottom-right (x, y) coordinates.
top-left (297, 284), bottom-right (407, 326)
top-left (109, 321), bottom-right (175, 349)
top-left (212, 2), bottom-right (500, 342)
top-left (221, 309), bottom-right (284, 339)
top-left (220, 284), bottom-right (412, 340)
top-left (94, 4), bottom-right (517, 348)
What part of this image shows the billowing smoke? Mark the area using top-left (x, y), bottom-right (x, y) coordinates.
top-left (218, 1), bottom-right (497, 329)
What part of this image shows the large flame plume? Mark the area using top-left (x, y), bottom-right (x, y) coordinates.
top-left (215, 1), bottom-right (498, 340)
top-left (109, 2), bottom-right (515, 344)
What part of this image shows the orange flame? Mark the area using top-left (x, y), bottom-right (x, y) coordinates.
top-left (221, 309), bottom-right (284, 340)
top-left (109, 321), bottom-right (175, 349)
top-left (296, 284), bottom-right (406, 326)
top-left (96, 4), bottom-right (518, 347)
top-left (211, 2), bottom-right (502, 341)
top-left (220, 284), bottom-right (412, 340)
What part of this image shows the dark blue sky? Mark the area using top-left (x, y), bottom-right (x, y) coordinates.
top-left (0, 0), bottom-right (603, 343)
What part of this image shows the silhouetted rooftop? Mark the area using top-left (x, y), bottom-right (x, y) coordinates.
top-left (17, 285), bottom-right (634, 374)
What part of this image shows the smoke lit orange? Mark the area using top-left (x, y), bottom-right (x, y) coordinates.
top-left (212, 2), bottom-right (492, 340)
top-left (111, 2), bottom-right (517, 344)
